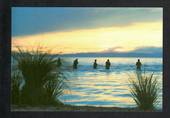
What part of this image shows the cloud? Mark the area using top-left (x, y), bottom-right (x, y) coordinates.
top-left (12, 21), bottom-right (162, 55)
top-left (102, 46), bottom-right (123, 52)
top-left (12, 7), bottom-right (162, 37)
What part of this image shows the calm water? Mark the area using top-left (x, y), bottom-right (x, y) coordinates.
top-left (58, 57), bottom-right (162, 109)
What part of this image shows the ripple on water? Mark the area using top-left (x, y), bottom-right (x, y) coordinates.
top-left (59, 57), bottom-right (162, 109)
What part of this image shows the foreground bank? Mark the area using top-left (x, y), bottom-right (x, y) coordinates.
top-left (12, 105), bottom-right (139, 112)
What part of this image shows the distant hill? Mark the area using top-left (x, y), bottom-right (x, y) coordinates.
top-left (58, 52), bottom-right (162, 58)
top-left (57, 47), bottom-right (162, 58)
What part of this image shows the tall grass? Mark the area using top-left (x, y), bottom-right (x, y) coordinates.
top-left (11, 71), bottom-right (22, 105)
top-left (12, 48), bottom-right (66, 106)
top-left (129, 72), bottom-right (159, 111)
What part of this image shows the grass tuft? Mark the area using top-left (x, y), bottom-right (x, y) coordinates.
top-left (129, 72), bottom-right (159, 111)
top-left (12, 48), bottom-right (66, 106)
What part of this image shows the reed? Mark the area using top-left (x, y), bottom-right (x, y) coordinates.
top-left (11, 71), bottom-right (22, 105)
top-left (129, 72), bottom-right (159, 111)
top-left (12, 48), bottom-right (66, 106)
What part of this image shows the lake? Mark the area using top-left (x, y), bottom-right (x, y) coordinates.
top-left (58, 57), bottom-right (162, 109)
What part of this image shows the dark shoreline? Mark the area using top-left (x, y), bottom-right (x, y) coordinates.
top-left (12, 104), bottom-right (162, 112)
top-left (11, 105), bottom-right (136, 112)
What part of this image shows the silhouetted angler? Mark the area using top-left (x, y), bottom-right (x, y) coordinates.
top-left (136, 59), bottom-right (142, 70)
top-left (73, 59), bottom-right (78, 69)
top-left (57, 57), bottom-right (62, 67)
top-left (93, 59), bottom-right (97, 69)
top-left (105, 59), bottom-right (111, 69)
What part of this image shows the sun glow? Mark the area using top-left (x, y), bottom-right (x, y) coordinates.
top-left (12, 21), bottom-right (162, 54)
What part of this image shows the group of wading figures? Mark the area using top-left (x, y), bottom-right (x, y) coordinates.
top-left (57, 58), bottom-right (142, 70)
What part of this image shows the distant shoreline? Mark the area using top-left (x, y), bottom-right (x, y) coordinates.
top-left (12, 51), bottom-right (162, 58)
top-left (58, 56), bottom-right (162, 58)
top-left (51, 53), bottom-right (162, 58)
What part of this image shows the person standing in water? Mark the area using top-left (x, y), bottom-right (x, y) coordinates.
top-left (105, 59), bottom-right (111, 69)
top-left (93, 59), bottom-right (97, 69)
top-left (57, 57), bottom-right (62, 67)
top-left (73, 59), bottom-right (78, 69)
top-left (136, 59), bottom-right (142, 71)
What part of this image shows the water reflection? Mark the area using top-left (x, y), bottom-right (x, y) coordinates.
top-left (58, 57), bottom-right (162, 109)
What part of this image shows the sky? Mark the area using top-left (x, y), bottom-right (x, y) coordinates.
top-left (12, 7), bottom-right (162, 54)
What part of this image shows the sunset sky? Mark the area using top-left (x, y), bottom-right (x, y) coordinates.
top-left (12, 7), bottom-right (162, 54)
